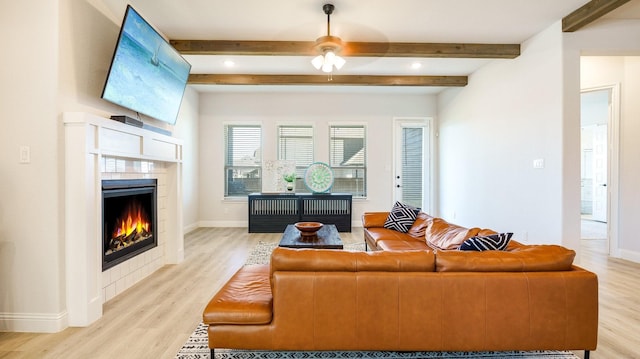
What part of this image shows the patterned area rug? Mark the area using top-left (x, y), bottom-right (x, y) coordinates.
top-left (175, 323), bottom-right (578, 359)
top-left (175, 241), bottom-right (579, 359)
top-left (245, 240), bottom-right (366, 265)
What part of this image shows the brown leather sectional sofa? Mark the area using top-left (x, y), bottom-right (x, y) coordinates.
top-left (202, 211), bottom-right (598, 357)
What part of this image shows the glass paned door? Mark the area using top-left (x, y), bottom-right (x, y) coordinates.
top-left (394, 119), bottom-right (430, 211)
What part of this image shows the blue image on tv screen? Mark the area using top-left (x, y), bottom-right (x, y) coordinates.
top-left (102, 5), bottom-right (191, 125)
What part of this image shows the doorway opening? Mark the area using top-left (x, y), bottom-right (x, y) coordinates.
top-left (580, 87), bottom-right (616, 251)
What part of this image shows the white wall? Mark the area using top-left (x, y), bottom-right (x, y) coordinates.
top-left (436, 17), bottom-right (640, 263)
top-left (57, 1), bottom-right (200, 234)
top-left (173, 87), bottom-right (200, 233)
top-left (437, 23), bottom-right (567, 247)
top-left (198, 91), bottom-right (436, 227)
top-left (581, 56), bottom-right (640, 261)
top-left (0, 0), bottom-right (200, 332)
top-left (565, 19), bottom-right (640, 263)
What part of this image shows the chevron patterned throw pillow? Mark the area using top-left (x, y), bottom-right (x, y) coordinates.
top-left (384, 201), bottom-right (420, 233)
top-left (459, 232), bottom-right (513, 251)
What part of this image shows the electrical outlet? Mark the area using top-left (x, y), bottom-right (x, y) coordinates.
top-left (19, 145), bottom-right (30, 164)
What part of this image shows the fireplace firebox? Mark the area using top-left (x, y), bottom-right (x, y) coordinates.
top-left (102, 179), bottom-right (157, 271)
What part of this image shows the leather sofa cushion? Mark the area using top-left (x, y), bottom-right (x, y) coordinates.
top-left (271, 247), bottom-right (435, 273)
top-left (426, 218), bottom-right (481, 250)
top-left (203, 265), bottom-right (272, 325)
top-left (477, 228), bottom-right (499, 236)
top-left (365, 227), bottom-right (415, 247)
top-left (435, 245), bottom-right (576, 272)
top-left (407, 212), bottom-right (434, 239)
top-left (377, 238), bottom-right (430, 251)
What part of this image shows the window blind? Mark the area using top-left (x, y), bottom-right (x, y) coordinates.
top-left (278, 125), bottom-right (314, 168)
top-left (224, 125), bottom-right (262, 196)
top-left (330, 125), bottom-right (366, 197)
top-left (401, 127), bottom-right (423, 208)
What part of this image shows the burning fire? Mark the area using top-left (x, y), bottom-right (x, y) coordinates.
top-left (114, 206), bottom-right (150, 238)
top-left (108, 201), bottom-right (152, 253)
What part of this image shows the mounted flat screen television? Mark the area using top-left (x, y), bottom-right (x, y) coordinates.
top-left (101, 5), bottom-right (191, 125)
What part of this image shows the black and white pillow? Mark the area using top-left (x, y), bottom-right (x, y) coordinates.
top-left (384, 202), bottom-right (420, 233)
top-left (459, 232), bottom-right (513, 251)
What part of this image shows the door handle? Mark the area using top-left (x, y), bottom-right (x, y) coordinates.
top-left (396, 185), bottom-right (401, 188)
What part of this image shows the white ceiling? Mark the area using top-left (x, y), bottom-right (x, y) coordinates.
top-left (92, 0), bottom-right (640, 94)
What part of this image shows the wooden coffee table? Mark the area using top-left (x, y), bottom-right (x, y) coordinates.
top-left (279, 224), bottom-right (343, 249)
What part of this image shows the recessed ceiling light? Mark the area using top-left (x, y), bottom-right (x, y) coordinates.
top-left (411, 62), bottom-right (422, 69)
top-left (223, 60), bottom-right (235, 67)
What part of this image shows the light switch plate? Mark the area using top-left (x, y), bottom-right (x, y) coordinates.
top-left (19, 145), bottom-right (30, 164)
top-left (533, 158), bottom-right (544, 169)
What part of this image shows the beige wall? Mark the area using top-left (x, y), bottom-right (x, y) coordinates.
top-left (0, 1), bottom-right (63, 332)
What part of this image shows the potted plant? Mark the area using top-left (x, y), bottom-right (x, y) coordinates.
top-left (283, 173), bottom-right (296, 192)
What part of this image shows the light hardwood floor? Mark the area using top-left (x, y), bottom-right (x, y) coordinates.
top-left (0, 228), bottom-right (638, 358)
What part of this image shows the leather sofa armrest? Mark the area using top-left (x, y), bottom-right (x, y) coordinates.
top-left (362, 212), bottom-right (389, 228)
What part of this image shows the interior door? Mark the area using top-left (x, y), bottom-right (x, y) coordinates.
top-left (394, 119), bottom-right (430, 211)
top-left (580, 88), bottom-right (610, 224)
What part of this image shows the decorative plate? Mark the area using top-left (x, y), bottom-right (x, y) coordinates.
top-left (304, 162), bottom-right (334, 193)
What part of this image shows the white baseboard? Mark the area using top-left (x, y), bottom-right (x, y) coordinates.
top-left (194, 221), bottom-right (363, 230)
top-left (0, 311), bottom-right (68, 333)
top-left (620, 249), bottom-right (640, 264)
top-left (198, 220), bottom-right (247, 228)
top-left (183, 222), bottom-right (199, 234)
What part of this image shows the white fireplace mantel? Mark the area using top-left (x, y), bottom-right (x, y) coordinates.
top-left (63, 112), bottom-right (184, 327)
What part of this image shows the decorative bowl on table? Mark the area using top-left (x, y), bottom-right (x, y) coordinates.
top-left (294, 222), bottom-right (323, 237)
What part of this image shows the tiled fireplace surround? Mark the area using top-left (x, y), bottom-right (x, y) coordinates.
top-left (64, 112), bottom-right (184, 327)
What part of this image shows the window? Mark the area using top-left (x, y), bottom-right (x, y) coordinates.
top-left (329, 125), bottom-right (366, 197)
top-left (278, 125), bottom-right (314, 190)
top-left (224, 125), bottom-right (262, 197)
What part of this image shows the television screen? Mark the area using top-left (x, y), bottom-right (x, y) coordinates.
top-left (101, 5), bottom-right (191, 125)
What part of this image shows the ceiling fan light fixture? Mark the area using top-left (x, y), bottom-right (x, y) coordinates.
top-left (312, 49), bottom-right (345, 72)
top-left (333, 53), bottom-right (345, 69)
top-left (311, 4), bottom-right (345, 73)
top-left (312, 55), bottom-right (324, 70)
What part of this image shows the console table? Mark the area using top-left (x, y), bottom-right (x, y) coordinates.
top-left (248, 193), bottom-right (352, 233)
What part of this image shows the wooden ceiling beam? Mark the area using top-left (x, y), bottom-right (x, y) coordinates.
top-left (188, 74), bottom-right (468, 87)
top-left (342, 42), bottom-right (520, 58)
top-left (170, 40), bottom-right (520, 59)
top-left (563, 0), bottom-right (631, 32)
